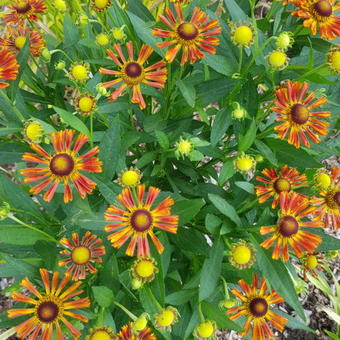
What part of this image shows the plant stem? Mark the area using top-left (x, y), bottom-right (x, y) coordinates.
top-left (198, 302), bottom-right (205, 322)
top-left (8, 214), bottom-right (57, 243)
top-left (295, 64), bottom-right (326, 81)
top-left (113, 300), bottom-right (138, 321)
top-left (238, 47), bottom-right (243, 74)
top-left (0, 327), bottom-right (16, 340)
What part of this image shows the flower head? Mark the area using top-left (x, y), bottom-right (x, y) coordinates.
top-left (314, 169), bottom-right (332, 189)
top-left (7, 268), bottom-right (90, 339)
top-left (55, 0), bottom-right (66, 11)
top-left (91, 0), bottom-right (112, 11)
top-left (260, 192), bottom-right (323, 261)
top-left (118, 167), bottom-right (142, 188)
top-left (234, 153), bottom-right (256, 173)
top-left (23, 120), bottom-right (44, 143)
top-left (271, 80), bottom-right (330, 149)
top-left (20, 129), bottom-right (103, 203)
top-left (267, 50), bottom-right (289, 70)
top-left (87, 326), bottom-right (115, 340)
top-left (154, 306), bottom-right (179, 331)
top-left (301, 252), bottom-right (325, 280)
top-left (255, 165), bottom-right (308, 208)
top-left (229, 241), bottom-right (256, 269)
top-left (0, 25), bottom-right (45, 57)
top-left (59, 231), bottom-right (105, 281)
top-left (104, 184), bottom-right (178, 256)
top-left (232, 106), bottom-right (247, 120)
top-left (176, 137), bottom-right (193, 157)
top-left (99, 41), bottom-right (167, 109)
top-left (327, 45), bottom-right (340, 73)
top-left (311, 168), bottom-right (340, 230)
top-left (227, 274), bottom-right (287, 340)
top-left (133, 313), bottom-right (149, 332)
top-left (275, 32), bottom-right (294, 50)
top-left (75, 93), bottom-right (96, 116)
top-left (0, 49), bottom-right (19, 89)
top-left (194, 320), bottom-right (216, 339)
top-left (131, 257), bottom-right (159, 283)
top-left (96, 33), bottom-right (110, 46)
top-left (68, 62), bottom-right (90, 83)
top-left (291, 0), bottom-right (340, 40)
top-left (230, 22), bottom-right (255, 47)
top-left (116, 322), bottom-right (156, 340)
top-left (152, 4), bottom-right (221, 65)
top-left (5, 0), bottom-right (46, 24)
top-left (112, 26), bottom-right (126, 41)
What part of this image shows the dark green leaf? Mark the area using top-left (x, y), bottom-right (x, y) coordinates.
top-left (92, 286), bottom-right (114, 307)
top-left (208, 194), bottom-right (242, 226)
top-left (238, 119), bottom-right (257, 152)
top-left (211, 108), bottom-right (232, 146)
top-left (172, 199), bottom-right (205, 225)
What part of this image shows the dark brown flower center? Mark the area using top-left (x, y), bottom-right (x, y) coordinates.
top-left (273, 178), bottom-right (291, 193)
top-left (290, 104), bottom-right (309, 125)
top-left (249, 297), bottom-right (268, 317)
top-left (314, 0), bottom-right (332, 17)
top-left (125, 62), bottom-right (142, 78)
top-left (49, 153), bottom-right (75, 176)
top-left (130, 209), bottom-right (153, 232)
top-left (16, 2), bottom-right (32, 13)
top-left (177, 22), bottom-right (199, 40)
top-left (37, 301), bottom-right (59, 323)
top-left (325, 190), bottom-right (340, 209)
top-left (279, 216), bottom-right (299, 237)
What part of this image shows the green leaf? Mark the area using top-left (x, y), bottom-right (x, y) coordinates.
top-left (172, 198), bottom-right (205, 225)
top-left (208, 193), bottom-right (242, 226)
top-left (265, 138), bottom-right (321, 168)
top-left (177, 79), bottom-right (196, 108)
top-left (34, 240), bottom-right (57, 270)
top-left (0, 127), bottom-right (21, 137)
top-left (223, 0), bottom-right (249, 22)
top-left (211, 108), bottom-right (232, 146)
top-left (165, 289), bottom-right (197, 305)
top-left (312, 229), bottom-right (340, 251)
top-left (155, 130), bottom-right (170, 150)
top-left (0, 254), bottom-right (38, 279)
top-left (254, 139), bottom-right (278, 166)
top-left (136, 151), bottom-right (157, 168)
top-left (126, 11), bottom-right (164, 57)
top-left (0, 225), bottom-right (49, 245)
top-left (238, 119), bottom-right (257, 152)
top-left (99, 117), bottom-right (121, 179)
top-left (234, 181), bottom-right (255, 194)
top-left (205, 214), bottom-right (222, 234)
top-left (274, 309), bottom-right (314, 333)
top-left (201, 301), bottom-right (243, 331)
top-left (0, 143), bottom-right (29, 163)
top-left (53, 106), bottom-right (90, 136)
top-left (249, 234), bottom-right (306, 320)
top-left (0, 174), bottom-right (45, 219)
top-left (218, 159), bottom-right (236, 186)
top-left (92, 286), bottom-right (114, 307)
top-left (204, 54), bottom-right (235, 76)
top-left (199, 238), bottom-right (224, 301)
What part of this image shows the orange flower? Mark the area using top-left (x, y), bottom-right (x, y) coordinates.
top-left (0, 25), bottom-right (45, 57)
top-left (311, 167), bottom-right (340, 230)
top-left (152, 4), bottom-right (221, 65)
top-left (227, 274), bottom-right (287, 340)
top-left (116, 322), bottom-right (156, 340)
top-left (99, 41), bottom-right (167, 109)
top-left (271, 80), bottom-right (330, 149)
top-left (7, 268), bottom-right (90, 339)
top-left (104, 184), bottom-right (178, 257)
top-left (59, 231), bottom-right (106, 281)
top-left (260, 192), bottom-right (323, 262)
top-left (255, 165), bottom-right (308, 208)
top-left (291, 0), bottom-right (340, 40)
top-left (5, 0), bottom-right (47, 24)
top-left (0, 49), bottom-right (19, 89)
top-left (20, 129), bottom-right (102, 203)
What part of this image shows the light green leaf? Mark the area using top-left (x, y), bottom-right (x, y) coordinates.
top-left (92, 286), bottom-right (114, 307)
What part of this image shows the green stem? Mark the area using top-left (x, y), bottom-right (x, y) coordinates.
top-left (198, 302), bottom-right (205, 322)
top-left (242, 36), bottom-right (276, 76)
top-left (221, 277), bottom-right (230, 299)
top-left (113, 301), bottom-right (138, 321)
top-left (90, 113), bottom-right (94, 147)
top-left (51, 49), bottom-right (74, 63)
top-left (97, 307), bottom-right (105, 326)
top-left (0, 90), bottom-right (25, 121)
top-left (30, 55), bottom-right (47, 79)
top-left (238, 47), bottom-right (243, 74)
top-left (0, 327), bottom-right (16, 340)
top-left (8, 214), bottom-right (57, 243)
